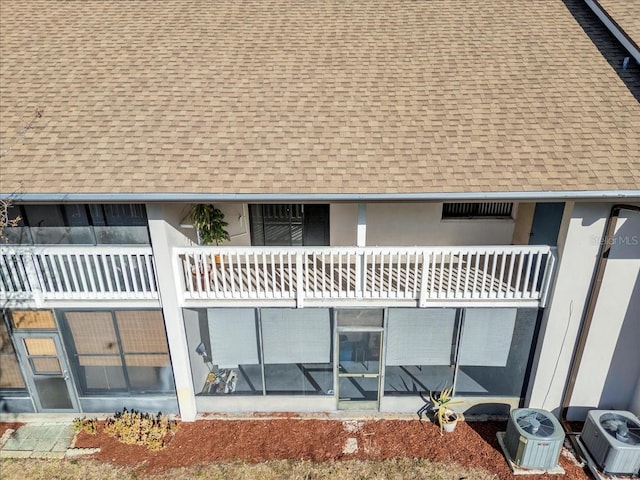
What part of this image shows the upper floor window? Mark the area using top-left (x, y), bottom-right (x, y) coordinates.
top-left (442, 202), bottom-right (513, 219)
top-left (249, 204), bottom-right (330, 246)
top-left (4, 204), bottom-right (149, 245)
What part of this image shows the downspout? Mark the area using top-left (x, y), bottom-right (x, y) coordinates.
top-left (560, 204), bottom-right (640, 433)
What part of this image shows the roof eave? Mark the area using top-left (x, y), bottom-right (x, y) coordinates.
top-left (3, 190), bottom-right (640, 203)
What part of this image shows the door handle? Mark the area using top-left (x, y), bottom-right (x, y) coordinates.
top-left (63, 370), bottom-right (70, 381)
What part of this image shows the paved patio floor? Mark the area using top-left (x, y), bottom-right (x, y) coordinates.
top-left (0, 424), bottom-right (74, 459)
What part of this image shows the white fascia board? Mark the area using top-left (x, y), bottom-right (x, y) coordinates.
top-left (3, 190), bottom-right (640, 203)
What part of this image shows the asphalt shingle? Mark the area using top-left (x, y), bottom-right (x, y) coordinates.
top-left (0, 0), bottom-right (639, 195)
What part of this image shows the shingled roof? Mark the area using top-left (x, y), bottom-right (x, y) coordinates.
top-left (1, 0), bottom-right (639, 197)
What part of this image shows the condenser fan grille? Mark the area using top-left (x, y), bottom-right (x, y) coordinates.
top-left (516, 412), bottom-right (556, 438)
top-left (600, 413), bottom-right (640, 445)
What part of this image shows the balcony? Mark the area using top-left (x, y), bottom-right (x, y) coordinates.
top-left (175, 245), bottom-right (557, 308)
top-left (0, 246), bottom-right (158, 305)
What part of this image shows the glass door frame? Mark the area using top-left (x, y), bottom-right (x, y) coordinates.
top-left (13, 332), bottom-right (80, 412)
top-left (335, 326), bottom-right (384, 410)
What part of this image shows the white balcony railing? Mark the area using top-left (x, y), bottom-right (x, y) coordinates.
top-left (0, 246), bottom-right (158, 304)
top-left (175, 245), bottom-right (557, 307)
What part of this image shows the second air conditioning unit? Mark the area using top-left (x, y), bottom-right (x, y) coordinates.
top-left (504, 408), bottom-right (565, 470)
top-left (580, 410), bottom-right (640, 475)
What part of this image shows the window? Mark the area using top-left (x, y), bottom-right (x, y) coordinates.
top-left (384, 309), bottom-right (458, 395)
top-left (442, 202), bottom-right (513, 219)
top-left (455, 308), bottom-right (538, 397)
top-left (4, 204), bottom-right (149, 245)
top-left (249, 204), bottom-right (330, 246)
top-left (383, 307), bottom-right (539, 399)
top-left (10, 310), bottom-right (56, 330)
top-left (0, 320), bottom-right (26, 391)
top-left (184, 308), bottom-right (333, 396)
top-left (61, 310), bottom-right (174, 395)
top-left (262, 309), bottom-right (332, 395)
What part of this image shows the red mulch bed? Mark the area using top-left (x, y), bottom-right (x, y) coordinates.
top-left (72, 417), bottom-right (590, 479)
top-left (0, 423), bottom-right (23, 437)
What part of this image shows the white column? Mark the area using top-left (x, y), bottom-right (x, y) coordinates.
top-left (147, 204), bottom-right (197, 421)
top-left (572, 209), bottom-right (640, 414)
top-left (357, 204), bottom-right (366, 247)
top-left (525, 203), bottom-right (609, 416)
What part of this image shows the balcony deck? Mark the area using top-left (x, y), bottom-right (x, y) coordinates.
top-left (1, 246), bottom-right (158, 306)
top-left (176, 246), bottom-right (556, 308)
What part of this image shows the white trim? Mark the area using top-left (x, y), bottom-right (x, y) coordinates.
top-left (585, 0), bottom-right (640, 63)
top-left (5, 190), bottom-right (640, 203)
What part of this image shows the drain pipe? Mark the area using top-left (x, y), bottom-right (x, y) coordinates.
top-left (559, 204), bottom-right (640, 431)
top-left (558, 204), bottom-right (640, 475)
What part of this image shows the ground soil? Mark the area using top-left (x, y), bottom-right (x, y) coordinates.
top-left (71, 417), bottom-right (590, 479)
top-left (0, 423), bottom-right (23, 437)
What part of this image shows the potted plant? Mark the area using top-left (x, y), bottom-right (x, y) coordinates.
top-left (190, 204), bottom-right (230, 246)
top-left (430, 385), bottom-right (461, 433)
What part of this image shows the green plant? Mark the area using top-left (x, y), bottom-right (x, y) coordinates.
top-left (103, 408), bottom-right (180, 450)
top-left (429, 386), bottom-right (461, 434)
top-left (72, 416), bottom-right (99, 435)
top-left (190, 204), bottom-right (230, 246)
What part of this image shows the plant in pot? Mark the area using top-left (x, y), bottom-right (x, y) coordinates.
top-left (190, 204), bottom-right (230, 247)
top-left (189, 204), bottom-right (230, 277)
top-left (430, 385), bottom-right (461, 434)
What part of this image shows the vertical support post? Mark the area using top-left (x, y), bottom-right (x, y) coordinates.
top-left (357, 204), bottom-right (367, 247)
top-left (418, 252), bottom-right (429, 307)
top-left (539, 247), bottom-right (557, 307)
top-left (25, 253), bottom-right (44, 307)
top-left (357, 204), bottom-right (367, 295)
top-left (296, 251), bottom-right (304, 308)
top-left (146, 204), bottom-right (197, 422)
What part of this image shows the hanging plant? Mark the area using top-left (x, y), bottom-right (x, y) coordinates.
top-left (190, 204), bottom-right (230, 246)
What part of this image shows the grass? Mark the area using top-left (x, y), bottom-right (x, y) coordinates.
top-left (1, 458), bottom-right (498, 480)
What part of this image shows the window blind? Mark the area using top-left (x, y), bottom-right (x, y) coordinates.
top-left (458, 308), bottom-right (516, 367)
top-left (261, 309), bottom-right (331, 364)
top-left (386, 309), bottom-right (456, 366)
top-left (208, 308), bottom-right (259, 367)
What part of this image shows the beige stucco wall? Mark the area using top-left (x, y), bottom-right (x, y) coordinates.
top-left (216, 203), bottom-right (251, 246)
top-left (511, 202), bottom-right (535, 245)
top-left (364, 203), bottom-right (515, 246)
top-left (526, 203), bottom-right (640, 420)
top-left (163, 203), bottom-right (250, 246)
top-left (182, 201), bottom-right (526, 247)
top-left (157, 203), bottom-right (199, 246)
top-left (568, 208), bottom-right (640, 417)
top-left (330, 204), bottom-right (358, 246)
top-left (526, 202), bottom-right (606, 416)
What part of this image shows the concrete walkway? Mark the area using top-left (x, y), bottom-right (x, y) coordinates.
top-left (0, 416), bottom-right (102, 459)
top-left (0, 423), bottom-right (74, 459)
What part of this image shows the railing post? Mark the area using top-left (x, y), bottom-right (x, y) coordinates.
top-left (358, 250), bottom-right (366, 298)
top-left (296, 251), bottom-right (304, 308)
top-left (173, 251), bottom-right (187, 306)
top-left (25, 253), bottom-right (44, 307)
top-left (539, 247), bottom-right (558, 307)
top-left (418, 251), bottom-right (428, 307)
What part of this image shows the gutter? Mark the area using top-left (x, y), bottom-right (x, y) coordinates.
top-left (559, 205), bottom-right (640, 472)
top-left (2, 190), bottom-right (640, 204)
top-left (584, 0), bottom-right (640, 64)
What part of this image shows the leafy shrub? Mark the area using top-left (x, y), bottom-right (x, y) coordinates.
top-left (103, 408), bottom-right (179, 450)
top-left (72, 417), bottom-right (99, 435)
